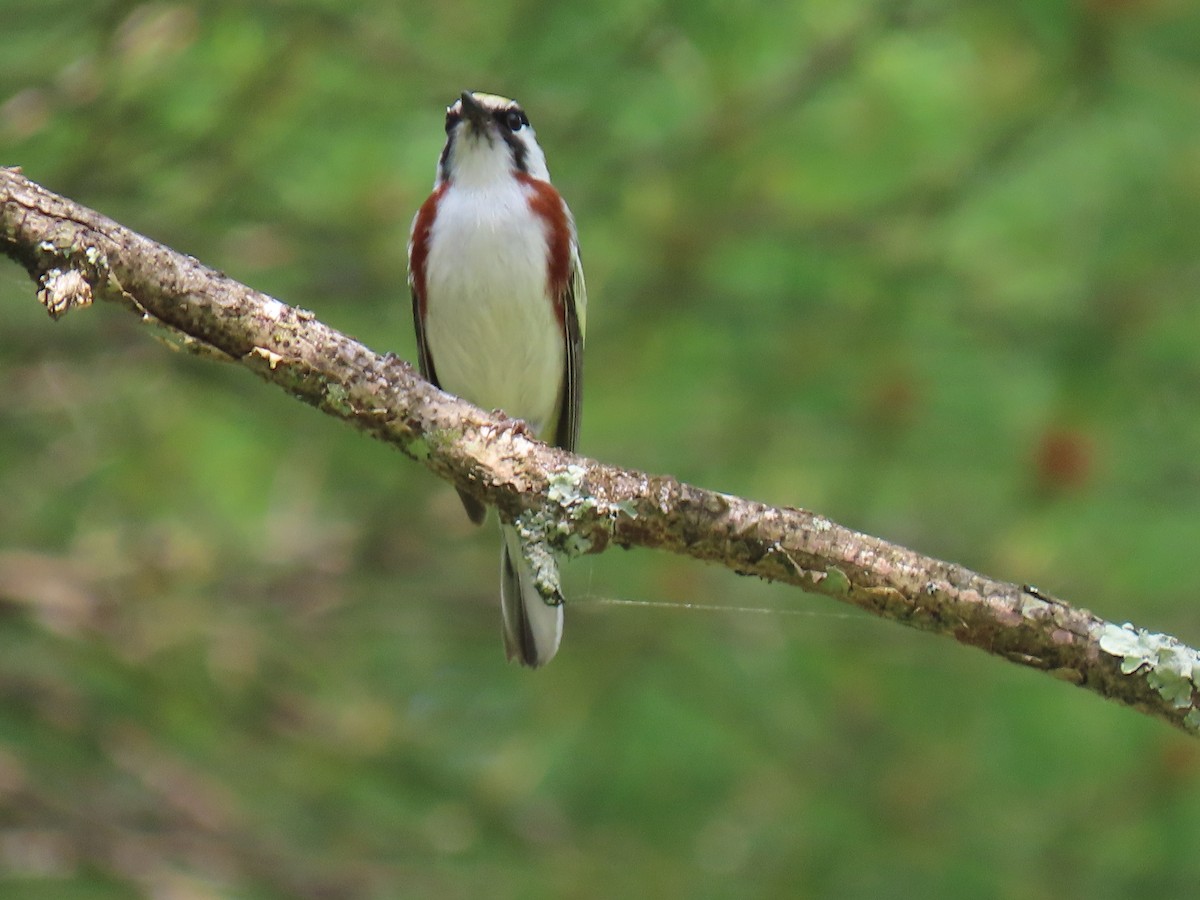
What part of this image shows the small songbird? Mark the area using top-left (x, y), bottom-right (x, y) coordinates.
top-left (407, 90), bottom-right (586, 667)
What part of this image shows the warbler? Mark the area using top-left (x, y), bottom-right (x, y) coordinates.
top-left (408, 91), bottom-right (586, 667)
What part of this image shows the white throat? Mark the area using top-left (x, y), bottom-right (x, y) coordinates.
top-left (448, 134), bottom-right (518, 190)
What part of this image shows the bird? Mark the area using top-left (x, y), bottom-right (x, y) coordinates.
top-left (407, 90), bottom-right (586, 668)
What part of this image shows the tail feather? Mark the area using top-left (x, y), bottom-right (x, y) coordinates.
top-left (500, 524), bottom-right (563, 667)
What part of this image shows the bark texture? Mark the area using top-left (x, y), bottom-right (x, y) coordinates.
top-left (3, 166), bottom-right (1198, 736)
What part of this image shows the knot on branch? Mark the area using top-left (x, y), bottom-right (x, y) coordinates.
top-left (39, 267), bottom-right (93, 319)
top-left (32, 240), bottom-right (113, 319)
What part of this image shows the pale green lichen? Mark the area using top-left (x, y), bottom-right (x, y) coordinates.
top-left (560, 531), bottom-right (592, 557)
top-left (514, 511), bottom-right (564, 606)
top-left (1148, 666), bottom-right (1195, 709)
top-left (324, 382), bottom-right (353, 416)
top-left (547, 463), bottom-right (587, 505)
top-left (1098, 622), bottom-right (1200, 722)
top-left (83, 245), bottom-right (106, 267)
top-left (509, 466), bottom-right (598, 604)
top-left (822, 566), bottom-right (851, 595)
top-left (424, 427), bottom-right (463, 453)
top-left (612, 499), bottom-right (638, 518)
top-left (544, 464), bottom-right (594, 556)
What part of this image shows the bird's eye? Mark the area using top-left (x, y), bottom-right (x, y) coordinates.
top-left (505, 110), bottom-right (527, 132)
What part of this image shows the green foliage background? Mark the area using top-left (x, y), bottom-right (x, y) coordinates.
top-left (3, 1), bottom-right (1200, 897)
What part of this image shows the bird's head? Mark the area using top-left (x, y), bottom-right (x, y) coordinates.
top-left (437, 90), bottom-right (551, 187)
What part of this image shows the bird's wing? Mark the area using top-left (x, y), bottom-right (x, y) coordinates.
top-left (411, 285), bottom-right (440, 389)
top-left (409, 190), bottom-right (443, 389)
top-left (553, 244), bottom-right (586, 452)
top-left (410, 199), bottom-right (488, 526)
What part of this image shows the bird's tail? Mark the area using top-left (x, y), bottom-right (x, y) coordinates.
top-left (499, 523), bottom-right (563, 667)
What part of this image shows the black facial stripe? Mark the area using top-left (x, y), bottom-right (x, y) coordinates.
top-left (438, 136), bottom-right (453, 183)
top-left (500, 128), bottom-right (528, 173)
top-left (438, 104), bottom-right (463, 183)
top-left (484, 103), bottom-right (530, 172)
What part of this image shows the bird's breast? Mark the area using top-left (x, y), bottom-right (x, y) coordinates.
top-left (421, 181), bottom-right (566, 436)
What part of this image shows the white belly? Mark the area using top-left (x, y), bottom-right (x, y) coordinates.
top-left (423, 183), bottom-right (564, 437)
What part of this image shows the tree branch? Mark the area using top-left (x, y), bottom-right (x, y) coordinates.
top-left (3, 166), bottom-right (1198, 736)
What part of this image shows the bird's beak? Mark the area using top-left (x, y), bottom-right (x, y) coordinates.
top-left (459, 91), bottom-right (488, 132)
